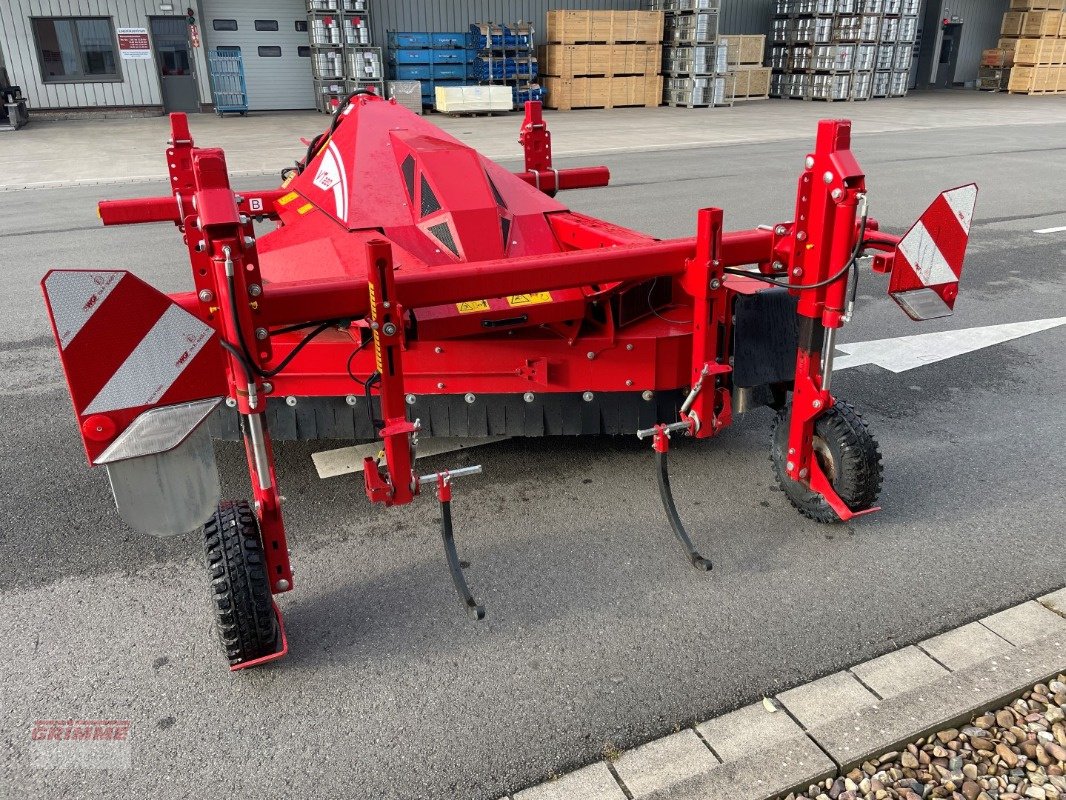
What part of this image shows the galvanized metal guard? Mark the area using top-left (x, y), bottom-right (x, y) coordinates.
top-left (208, 51), bottom-right (248, 117)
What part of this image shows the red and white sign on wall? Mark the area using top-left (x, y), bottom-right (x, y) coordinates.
top-left (117, 28), bottom-right (152, 60)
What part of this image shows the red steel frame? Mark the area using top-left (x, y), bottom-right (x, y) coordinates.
top-left (93, 99), bottom-right (906, 601)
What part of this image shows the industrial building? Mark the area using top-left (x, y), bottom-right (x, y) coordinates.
top-left (0, 1), bottom-right (1014, 114)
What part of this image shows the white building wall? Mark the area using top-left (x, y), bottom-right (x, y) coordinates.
top-left (0, 0), bottom-right (211, 110)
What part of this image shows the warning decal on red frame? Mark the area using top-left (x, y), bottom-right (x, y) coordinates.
top-left (506, 292), bottom-right (552, 307)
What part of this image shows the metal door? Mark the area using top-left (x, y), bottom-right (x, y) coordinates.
top-left (938, 23), bottom-right (963, 88)
top-left (151, 17), bottom-right (201, 113)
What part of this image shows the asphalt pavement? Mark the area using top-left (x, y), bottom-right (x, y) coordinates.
top-left (1, 112), bottom-right (1065, 800)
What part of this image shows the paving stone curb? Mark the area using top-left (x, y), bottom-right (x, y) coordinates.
top-left (506, 588), bottom-right (1066, 800)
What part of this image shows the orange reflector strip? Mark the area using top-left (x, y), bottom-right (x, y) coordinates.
top-left (297, 203), bottom-right (314, 215)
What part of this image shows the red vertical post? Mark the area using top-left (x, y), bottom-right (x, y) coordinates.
top-left (362, 239), bottom-right (418, 506)
top-left (681, 208), bottom-right (732, 439)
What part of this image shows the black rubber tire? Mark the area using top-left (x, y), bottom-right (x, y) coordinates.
top-left (203, 500), bottom-right (278, 666)
top-left (770, 401), bottom-right (883, 523)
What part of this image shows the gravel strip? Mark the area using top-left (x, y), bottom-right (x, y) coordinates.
top-left (783, 675), bottom-right (1066, 800)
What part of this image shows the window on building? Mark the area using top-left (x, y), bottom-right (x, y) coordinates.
top-left (212, 19), bottom-right (238, 31)
top-left (254, 20), bottom-right (279, 32)
top-left (258, 46), bottom-right (282, 57)
top-left (297, 46), bottom-right (311, 57)
top-left (295, 21), bottom-right (308, 32)
top-left (32, 17), bottom-right (120, 82)
top-left (216, 46), bottom-right (241, 56)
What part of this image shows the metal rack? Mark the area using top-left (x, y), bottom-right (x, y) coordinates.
top-left (769, 0), bottom-right (919, 102)
top-left (650, 0), bottom-right (734, 108)
top-left (470, 22), bottom-right (542, 108)
top-left (306, 0), bottom-right (382, 112)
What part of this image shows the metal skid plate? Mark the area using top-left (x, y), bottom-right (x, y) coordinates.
top-left (105, 424), bottom-right (220, 537)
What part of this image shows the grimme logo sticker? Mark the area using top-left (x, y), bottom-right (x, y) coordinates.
top-left (31, 719), bottom-right (132, 769)
top-left (312, 142), bottom-right (349, 220)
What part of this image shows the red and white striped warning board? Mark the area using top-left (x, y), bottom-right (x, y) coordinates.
top-left (889, 184), bottom-right (978, 320)
top-left (42, 270), bottom-right (226, 464)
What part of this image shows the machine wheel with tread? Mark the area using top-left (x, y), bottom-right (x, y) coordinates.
top-left (770, 401), bottom-right (883, 523)
top-left (203, 500), bottom-right (278, 666)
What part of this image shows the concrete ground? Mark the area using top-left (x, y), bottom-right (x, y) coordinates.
top-left (2, 92), bottom-right (1065, 800)
top-left (4, 90), bottom-right (1066, 189)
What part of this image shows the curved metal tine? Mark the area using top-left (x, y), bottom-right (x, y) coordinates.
top-left (439, 497), bottom-right (486, 620)
top-left (655, 449), bottom-right (713, 572)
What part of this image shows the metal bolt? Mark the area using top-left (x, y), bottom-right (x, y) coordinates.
top-left (243, 236), bottom-right (255, 248)
top-left (812, 399), bottom-right (823, 409)
top-left (234, 194), bottom-right (244, 204)
top-left (382, 322), bottom-right (397, 336)
top-left (774, 225), bottom-right (787, 235)
top-left (642, 390), bottom-right (654, 401)
top-left (345, 394), bottom-right (357, 406)
top-left (786, 460), bottom-right (795, 471)
top-left (370, 321), bottom-right (379, 330)
top-left (405, 394), bottom-right (416, 405)
top-left (788, 448), bottom-right (796, 456)
top-left (586, 351), bottom-right (596, 360)
top-left (799, 467), bottom-right (809, 478)
top-left (248, 283), bottom-right (262, 297)
top-left (831, 188), bottom-right (843, 201)
top-left (792, 267), bottom-right (803, 277)
top-left (275, 579), bottom-right (290, 591)
top-left (796, 231), bottom-right (807, 242)
top-left (262, 382), bottom-right (273, 394)
top-left (823, 171), bottom-right (834, 184)
top-left (383, 301), bottom-right (391, 309)
top-left (434, 346), bottom-right (443, 354)
top-left (239, 214), bottom-right (250, 225)
top-left (709, 278), bottom-right (721, 290)
top-left (626, 343), bottom-right (634, 351)
top-left (255, 327), bottom-right (268, 340)
top-left (523, 392), bottom-right (535, 403)
top-left (285, 396), bottom-right (297, 407)
top-left (195, 240), bottom-right (206, 252)
top-left (225, 397), bottom-right (237, 408)
top-left (772, 260), bottom-right (783, 270)
top-left (198, 289), bottom-right (214, 302)
top-left (437, 382), bottom-right (445, 389)
top-left (464, 393), bottom-right (476, 404)
top-left (804, 156), bottom-right (815, 169)
top-left (626, 379), bottom-right (634, 387)
top-left (582, 391), bottom-right (594, 402)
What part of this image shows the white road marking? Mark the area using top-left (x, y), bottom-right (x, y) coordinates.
top-left (835, 317), bottom-right (1066, 374)
top-left (1033, 226), bottom-right (1066, 234)
top-left (312, 437), bottom-right (509, 479)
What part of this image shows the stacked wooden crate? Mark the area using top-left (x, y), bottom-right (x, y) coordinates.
top-left (719, 34), bottom-right (771, 100)
top-left (1000, 0), bottom-right (1066, 95)
top-left (542, 11), bottom-right (664, 110)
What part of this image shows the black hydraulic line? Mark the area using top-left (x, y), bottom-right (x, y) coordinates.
top-left (655, 449), bottom-right (713, 572)
top-left (298, 88), bottom-right (376, 174)
top-left (439, 496), bottom-right (486, 621)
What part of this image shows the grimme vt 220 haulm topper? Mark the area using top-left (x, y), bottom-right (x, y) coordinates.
top-left (42, 94), bottom-right (976, 669)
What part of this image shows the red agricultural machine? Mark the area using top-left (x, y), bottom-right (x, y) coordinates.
top-left (42, 92), bottom-right (976, 669)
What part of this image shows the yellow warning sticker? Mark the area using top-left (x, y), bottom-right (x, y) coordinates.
top-left (506, 292), bottom-right (552, 307)
top-left (296, 203), bottom-right (314, 215)
top-left (456, 300), bottom-right (491, 314)
top-left (278, 191), bottom-right (299, 206)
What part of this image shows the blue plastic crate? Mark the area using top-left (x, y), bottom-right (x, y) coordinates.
top-left (431, 49), bottom-right (473, 65)
top-left (431, 32), bottom-right (473, 49)
top-left (472, 57), bottom-right (538, 81)
top-left (391, 48), bottom-right (432, 65)
top-left (388, 32), bottom-right (431, 49)
top-left (430, 64), bottom-right (467, 80)
top-left (394, 64), bottom-right (433, 80)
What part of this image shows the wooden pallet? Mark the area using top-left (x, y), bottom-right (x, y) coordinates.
top-left (543, 75), bottom-right (663, 111)
top-left (546, 10), bottom-right (664, 46)
top-left (540, 44), bottom-right (661, 78)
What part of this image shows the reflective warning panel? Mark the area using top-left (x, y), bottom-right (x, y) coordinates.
top-left (889, 184), bottom-right (978, 320)
top-left (41, 270), bottom-right (226, 464)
